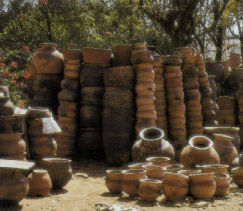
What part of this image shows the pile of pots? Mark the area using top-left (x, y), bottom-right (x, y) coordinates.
top-left (208, 75), bottom-right (219, 120)
top-left (28, 43), bottom-right (64, 115)
top-left (163, 56), bottom-right (186, 155)
top-left (0, 86), bottom-right (26, 160)
top-left (153, 56), bottom-right (168, 135)
top-left (26, 107), bottom-right (58, 160)
top-left (236, 83), bottom-right (243, 144)
top-left (103, 45), bottom-right (134, 165)
top-left (132, 44), bottom-right (156, 138)
top-left (79, 48), bottom-right (110, 158)
top-left (218, 96), bottom-right (236, 126)
top-left (56, 44), bottom-right (81, 157)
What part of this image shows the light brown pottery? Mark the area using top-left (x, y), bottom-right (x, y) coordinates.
top-left (82, 47), bottom-right (111, 65)
top-left (196, 164), bottom-right (229, 174)
top-left (142, 164), bottom-right (164, 180)
top-left (105, 170), bottom-right (123, 194)
top-left (163, 164), bottom-right (184, 173)
top-left (213, 172), bottom-right (230, 197)
top-left (146, 156), bottom-right (170, 167)
top-left (138, 179), bottom-right (162, 201)
top-left (232, 167), bottom-right (243, 187)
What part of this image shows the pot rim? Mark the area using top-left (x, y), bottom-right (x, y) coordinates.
top-left (164, 164), bottom-right (184, 170)
top-left (189, 172), bottom-right (214, 177)
top-left (139, 178), bottom-right (162, 184)
top-left (128, 163), bottom-right (148, 169)
top-left (231, 166), bottom-right (243, 172)
top-left (106, 169), bottom-right (123, 175)
top-left (214, 133), bottom-right (234, 140)
top-left (146, 156), bottom-right (171, 163)
top-left (189, 135), bottom-right (213, 150)
top-left (142, 164), bottom-right (163, 171)
top-left (164, 172), bottom-right (189, 179)
top-left (178, 169), bottom-right (202, 175)
top-left (196, 164), bottom-right (229, 169)
top-left (42, 157), bottom-right (71, 163)
top-left (33, 169), bottom-right (48, 174)
top-left (122, 169), bottom-right (147, 175)
top-left (139, 127), bottom-right (164, 141)
top-left (213, 172), bottom-right (230, 180)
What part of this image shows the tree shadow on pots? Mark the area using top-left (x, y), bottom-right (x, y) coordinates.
top-left (101, 191), bottom-right (121, 197)
top-left (51, 188), bottom-right (68, 195)
top-left (135, 199), bottom-right (157, 207)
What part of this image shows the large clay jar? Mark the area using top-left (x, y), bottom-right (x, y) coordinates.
top-left (31, 43), bottom-right (64, 74)
top-left (41, 158), bottom-right (72, 189)
top-left (232, 167), bottom-right (243, 187)
top-left (213, 173), bottom-right (230, 197)
top-left (27, 169), bottom-right (52, 197)
top-left (190, 172), bottom-right (216, 200)
top-left (0, 94), bottom-right (14, 116)
top-left (105, 170), bottom-right (123, 194)
top-left (0, 169), bottom-right (29, 204)
top-left (162, 172), bottom-right (189, 201)
top-left (213, 134), bottom-right (238, 165)
top-left (121, 169), bottom-right (147, 197)
top-left (180, 135), bottom-right (220, 168)
top-left (132, 127), bottom-right (175, 161)
top-left (138, 179), bottom-right (162, 201)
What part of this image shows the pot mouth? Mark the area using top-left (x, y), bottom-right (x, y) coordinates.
top-left (128, 163), bottom-right (146, 170)
top-left (33, 169), bottom-right (47, 174)
top-left (213, 172), bottom-right (230, 180)
top-left (164, 164), bottom-right (184, 171)
top-left (139, 178), bottom-right (162, 184)
top-left (139, 127), bottom-right (164, 141)
top-left (196, 164), bottom-right (229, 169)
top-left (42, 157), bottom-right (71, 163)
top-left (164, 172), bottom-right (189, 179)
top-left (146, 156), bottom-right (170, 163)
top-left (189, 172), bottom-right (214, 177)
top-left (142, 164), bottom-right (163, 171)
top-left (178, 170), bottom-right (202, 175)
top-left (106, 169), bottom-right (123, 175)
top-left (214, 134), bottom-right (233, 140)
top-left (189, 135), bottom-right (213, 150)
top-left (122, 169), bottom-right (146, 175)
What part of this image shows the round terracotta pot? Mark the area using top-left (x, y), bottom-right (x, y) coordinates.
top-left (112, 44), bottom-right (132, 66)
top-left (27, 169), bottom-right (52, 197)
top-left (162, 172), bottom-right (189, 201)
top-left (132, 127), bottom-right (175, 161)
top-left (121, 169), bottom-right (147, 197)
top-left (0, 115), bottom-right (25, 133)
top-left (196, 164), bottom-right (229, 174)
top-left (26, 107), bottom-right (52, 118)
top-left (135, 81), bottom-right (155, 94)
top-left (64, 62), bottom-right (80, 79)
top-left (163, 164), bottom-right (184, 173)
top-left (190, 172), bottom-right (216, 200)
top-left (180, 135), bottom-right (220, 168)
top-left (41, 157), bottom-right (72, 189)
top-left (146, 157), bottom-right (170, 167)
top-left (178, 169), bottom-right (201, 176)
top-left (183, 79), bottom-right (199, 90)
top-left (105, 170), bottom-right (123, 194)
top-left (232, 167), bottom-right (243, 187)
top-left (143, 164), bottom-right (164, 180)
top-left (138, 179), bottom-right (162, 201)
top-left (213, 134), bottom-right (238, 165)
top-left (61, 78), bottom-right (79, 90)
top-left (183, 53), bottom-right (196, 64)
top-left (82, 47), bottom-right (111, 65)
top-left (58, 89), bottom-right (79, 101)
top-left (136, 110), bottom-right (157, 120)
top-left (136, 65), bottom-right (155, 82)
top-left (132, 50), bottom-right (154, 65)
top-left (58, 116), bottom-right (77, 133)
top-left (165, 77), bottom-right (183, 88)
top-left (32, 43), bottom-right (64, 74)
top-left (33, 74), bottom-right (62, 91)
top-left (213, 172), bottom-right (230, 197)
top-left (218, 96), bottom-right (235, 109)
top-left (164, 56), bottom-right (182, 66)
top-left (0, 139), bottom-right (26, 156)
top-left (128, 163), bottom-right (147, 170)
top-left (58, 101), bottom-right (78, 118)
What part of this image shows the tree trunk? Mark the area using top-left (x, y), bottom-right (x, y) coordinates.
top-left (215, 26), bottom-right (225, 61)
top-left (240, 34), bottom-right (243, 63)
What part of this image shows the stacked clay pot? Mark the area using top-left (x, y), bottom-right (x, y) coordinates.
top-left (208, 75), bottom-right (219, 120)
top-left (163, 56), bottom-right (186, 155)
top-left (28, 43), bottom-right (64, 115)
top-left (103, 57), bottom-right (134, 165)
top-left (229, 52), bottom-right (241, 68)
top-left (196, 54), bottom-right (217, 126)
top-left (56, 44), bottom-right (81, 157)
top-left (112, 44), bottom-right (132, 67)
top-left (153, 55), bottom-right (168, 135)
top-left (131, 44), bottom-right (156, 138)
top-left (181, 53), bottom-right (203, 136)
top-left (26, 107), bottom-right (57, 160)
top-left (218, 96), bottom-right (236, 126)
top-left (0, 86), bottom-right (26, 160)
top-left (79, 48), bottom-right (111, 158)
top-left (236, 83), bottom-right (243, 146)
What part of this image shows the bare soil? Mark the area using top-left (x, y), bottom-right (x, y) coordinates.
top-left (1, 159), bottom-right (243, 211)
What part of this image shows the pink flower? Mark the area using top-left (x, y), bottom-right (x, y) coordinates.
top-left (37, 0), bottom-right (47, 5)
top-left (11, 61), bottom-right (18, 69)
top-left (0, 63), bottom-right (6, 67)
top-left (12, 73), bottom-right (17, 78)
top-left (12, 80), bottom-right (17, 85)
top-left (22, 46), bottom-right (29, 52)
top-left (106, 31), bottom-right (111, 35)
top-left (22, 72), bottom-right (32, 79)
top-left (17, 82), bottom-right (22, 87)
top-left (1, 72), bottom-right (10, 77)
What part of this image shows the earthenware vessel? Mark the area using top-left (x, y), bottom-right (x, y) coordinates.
top-left (105, 170), bottom-right (123, 194)
top-left (143, 164), bottom-right (164, 180)
top-left (138, 179), bottom-right (162, 201)
top-left (232, 154), bottom-right (243, 168)
top-left (82, 47), bottom-right (111, 65)
top-left (232, 167), bottom-right (243, 187)
top-left (146, 156), bottom-right (170, 167)
top-left (196, 164), bottom-right (229, 174)
top-left (163, 164), bottom-right (184, 173)
top-left (213, 173), bottom-right (230, 197)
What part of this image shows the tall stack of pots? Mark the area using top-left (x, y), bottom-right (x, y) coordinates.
top-left (218, 96), bottom-right (236, 126)
top-left (0, 86), bottom-right (26, 160)
top-left (79, 48), bottom-right (111, 158)
top-left (26, 107), bottom-right (58, 160)
top-left (163, 56), bottom-right (186, 155)
top-left (196, 55), bottom-right (217, 126)
top-left (182, 53), bottom-right (203, 136)
top-left (132, 45), bottom-right (156, 138)
top-left (208, 75), bottom-right (219, 120)
top-left (153, 55), bottom-right (168, 135)
top-left (236, 83), bottom-right (243, 148)
top-left (103, 47), bottom-right (134, 165)
top-left (28, 43), bottom-right (64, 115)
top-left (56, 44), bottom-right (82, 157)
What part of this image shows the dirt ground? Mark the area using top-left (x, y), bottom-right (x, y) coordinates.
top-left (1, 159), bottom-right (243, 211)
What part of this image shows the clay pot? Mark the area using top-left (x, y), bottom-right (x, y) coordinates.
top-left (180, 135), bottom-right (220, 168)
top-left (0, 137), bottom-right (26, 157)
top-left (26, 107), bottom-right (52, 118)
top-left (213, 134), bottom-right (238, 165)
top-left (138, 179), bottom-right (162, 201)
top-left (146, 157), bottom-right (170, 167)
top-left (162, 172), bottom-right (189, 201)
top-left (0, 96), bottom-right (14, 116)
top-left (196, 164), bottom-right (229, 174)
top-left (105, 170), bottom-right (123, 194)
top-left (61, 78), bottom-right (79, 90)
top-left (32, 43), bottom-right (64, 74)
top-left (58, 101), bottom-right (78, 118)
top-left (55, 134), bottom-right (75, 157)
top-left (178, 169), bottom-right (201, 176)
top-left (62, 46), bottom-right (82, 61)
top-left (80, 105), bottom-right (102, 128)
top-left (82, 47), bottom-right (111, 65)
top-left (0, 115), bottom-right (25, 133)
top-left (27, 169), bottom-right (52, 197)
top-left (164, 56), bottom-right (182, 66)
top-left (128, 163), bottom-right (147, 170)
top-left (0, 169), bottom-right (29, 204)
top-left (163, 164), bottom-right (184, 173)
top-left (135, 82), bottom-right (155, 94)
top-left (132, 127), bottom-right (175, 161)
top-left (136, 64), bottom-right (155, 82)
top-left (81, 87), bottom-right (104, 105)
top-left (58, 89), bottom-right (79, 101)
top-left (143, 164), bottom-right (164, 180)
top-left (104, 66), bottom-right (134, 88)
top-left (41, 158), bottom-right (72, 188)
top-left (58, 116), bottom-right (77, 135)
top-left (136, 110), bottom-right (157, 120)
top-left (132, 50), bottom-right (154, 65)
top-left (205, 61), bottom-right (225, 83)
top-left (229, 52), bottom-right (241, 67)
top-left (213, 172), bottom-right (230, 197)
top-left (136, 95), bottom-right (155, 106)
top-left (232, 167), bottom-right (243, 187)
top-left (33, 74), bottom-right (62, 91)
top-left (190, 172), bottom-right (216, 200)
top-left (232, 154), bottom-right (243, 167)
top-left (183, 54), bottom-right (196, 64)
top-left (121, 169), bottom-right (147, 197)
top-left (112, 44), bottom-right (132, 66)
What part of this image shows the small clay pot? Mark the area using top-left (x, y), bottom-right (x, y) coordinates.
top-left (143, 164), bottom-right (164, 180)
top-left (162, 172), bottom-right (189, 201)
top-left (232, 167), bottom-right (243, 187)
top-left (121, 169), bottom-right (147, 197)
top-left (64, 61), bottom-right (80, 79)
top-left (112, 44), bottom-right (132, 66)
top-left (146, 157), bottom-right (170, 167)
top-left (27, 169), bottom-right (52, 197)
top-left (178, 169), bottom-right (201, 176)
top-left (105, 170), bottom-right (123, 194)
top-left (213, 172), bottom-right (230, 197)
top-left (196, 164), bottom-right (229, 174)
top-left (132, 50), bottom-right (154, 65)
top-left (190, 172), bottom-right (216, 200)
top-left (82, 47), bottom-right (111, 65)
top-left (138, 179), bottom-right (162, 201)
top-left (163, 164), bottom-right (184, 173)
top-left (128, 163), bottom-right (148, 170)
